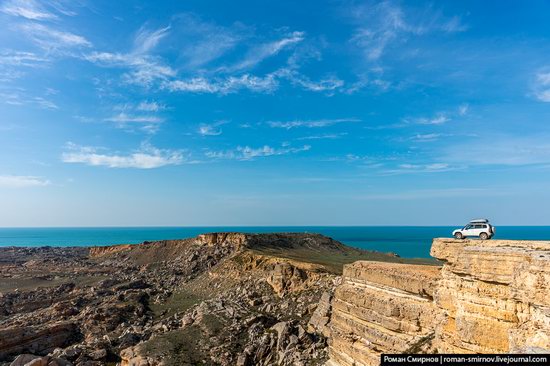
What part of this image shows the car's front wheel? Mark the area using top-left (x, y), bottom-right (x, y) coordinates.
top-left (454, 232), bottom-right (463, 239)
top-left (479, 232), bottom-right (489, 240)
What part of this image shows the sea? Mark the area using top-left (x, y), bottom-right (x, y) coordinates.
top-left (1, 226), bottom-right (549, 258)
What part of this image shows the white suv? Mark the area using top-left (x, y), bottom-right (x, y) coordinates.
top-left (452, 219), bottom-right (495, 240)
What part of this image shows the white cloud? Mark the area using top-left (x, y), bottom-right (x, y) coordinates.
top-left (382, 163), bottom-right (458, 175)
top-left (411, 133), bottom-right (442, 142)
top-left (229, 31), bottom-right (305, 71)
top-left (441, 16), bottom-right (469, 33)
top-left (33, 96), bottom-right (58, 109)
top-left (267, 118), bottom-right (360, 129)
top-left (349, 1), bottom-right (467, 61)
top-left (85, 52), bottom-right (175, 87)
top-left (133, 25), bottom-right (170, 54)
top-left (0, 91), bottom-right (57, 109)
top-left (297, 133), bottom-right (348, 140)
top-left (198, 125), bottom-right (222, 136)
top-left (197, 121), bottom-right (227, 136)
top-left (458, 103), bottom-right (469, 116)
top-left (174, 13), bottom-right (245, 69)
top-left (104, 112), bottom-right (164, 134)
top-left (62, 143), bottom-right (184, 169)
top-left (534, 71), bottom-right (550, 102)
top-left (206, 144), bottom-right (311, 160)
top-left (288, 74), bottom-right (344, 92)
top-left (105, 113), bottom-right (163, 124)
top-left (162, 73), bottom-right (279, 94)
top-left (84, 25), bottom-right (174, 87)
top-left (1, 0), bottom-right (56, 20)
top-left (0, 175), bottom-right (50, 187)
top-left (19, 23), bottom-right (91, 50)
top-left (0, 51), bottom-right (49, 66)
top-left (136, 101), bottom-right (166, 112)
top-left (414, 114), bottom-right (449, 125)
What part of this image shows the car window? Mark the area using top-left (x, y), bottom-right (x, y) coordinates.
top-left (465, 224), bottom-right (473, 229)
top-left (474, 224), bottom-right (483, 229)
top-left (482, 225), bottom-right (487, 228)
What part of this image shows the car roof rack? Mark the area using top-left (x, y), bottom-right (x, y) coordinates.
top-left (469, 218), bottom-right (489, 223)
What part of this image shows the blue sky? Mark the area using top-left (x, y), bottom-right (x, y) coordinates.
top-left (1, 0), bottom-right (550, 226)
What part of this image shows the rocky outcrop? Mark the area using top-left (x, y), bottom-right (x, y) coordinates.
top-left (327, 262), bottom-right (440, 366)
top-left (326, 238), bottom-right (550, 366)
top-left (0, 323), bottom-right (79, 361)
top-left (308, 291), bottom-right (333, 337)
top-left (431, 238), bottom-right (550, 353)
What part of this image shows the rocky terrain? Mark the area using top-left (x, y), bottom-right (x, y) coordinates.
top-left (0, 232), bottom-right (427, 366)
top-left (325, 238), bottom-right (550, 366)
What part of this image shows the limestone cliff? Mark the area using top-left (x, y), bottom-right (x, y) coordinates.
top-left (326, 238), bottom-right (550, 366)
top-left (431, 238), bottom-right (550, 353)
top-left (327, 262), bottom-right (440, 366)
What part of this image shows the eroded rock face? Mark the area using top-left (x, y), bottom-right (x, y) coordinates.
top-left (0, 323), bottom-right (79, 361)
top-left (327, 262), bottom-right (440, 366)
top-left (431, 238), bottom-right (550, 353)
top-left (326, 239), bottom-right (550, 366)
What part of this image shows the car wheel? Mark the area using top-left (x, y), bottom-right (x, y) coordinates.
top-left (480, 232), bottom-right (488, 240)
top-left (454, 232), bottom-right (463, 239)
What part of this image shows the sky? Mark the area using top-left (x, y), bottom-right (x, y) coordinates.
top-left (1, 0), bottom-right (550, 226)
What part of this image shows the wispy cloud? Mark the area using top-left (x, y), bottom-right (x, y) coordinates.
top-left (228, 31), bottom-right (305, 71)
top-left (403, 105), bottom-right (468, 126)
top-left (0, 51), bottom-right (49, 66)
top-left (84, 24), bottom-right (174, 87)
top-left (19, 23), bottom-right (91, 50)
top-left (0, 91), bottom-right (57, 109)
top-left (0, 174), bottom-right (51, 188)
top-left (348, 1), bottom-right (467, 61)
top-left (297, 132), bottom-right (348, 140)
top-left (381, 163), bottom-right (459, 175)
top-left (285, 72), bottom-right (344, 92)
top-left (533, 71), bottom-right (550, 102)
top-left (174, 13), bottom-right (245, 69)
top-left (458, 103), bottom-right (469, 116)
top-left (1, 0), bottom-right (57, 20)
top-left (197, 120), bottom-right (227, 136)
top-left (205, 144), bottom-right (311, 160)
top-left (162, 73), bottom-right (279, 94)
top-left (136, 100), bottom-right (166, 112)
top-left (411, 113), bottom-right (450, 125)
top-left (85, 52), bottom-right (175, 87)
top-left (410, 133), bottom-right (443, 142)
top-left (133, 25), bottom-right (170, 54)
top-left (267, 118), bottom-right (360, 129)
top-left (104, 112), bottom-right (164, 134)
top-left (62, 142), bottom-right (184, 169)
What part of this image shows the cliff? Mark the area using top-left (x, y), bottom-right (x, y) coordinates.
top-left (326, 238), bottom-right (550, 366)
top-left (431, 238), bottom-right (550, 353)
top-left (327, 262), bottom-right (440, 366)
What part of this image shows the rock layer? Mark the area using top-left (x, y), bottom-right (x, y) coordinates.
top-left (431, 238), bottom-right (550, 353)
top-left (327, 262), bottom-right (440, 366)
top-left (326, 238), bottom-right (550, 366)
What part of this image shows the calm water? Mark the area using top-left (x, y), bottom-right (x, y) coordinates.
top-left (1, 226), bottom-right (549, 258)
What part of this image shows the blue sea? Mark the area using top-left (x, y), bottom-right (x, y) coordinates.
top-left (1, 226), bottom-right (550, 258)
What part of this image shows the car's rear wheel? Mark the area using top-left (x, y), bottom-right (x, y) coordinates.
top-left (479, 232), bottom-right (488, 240)
top-left (454, 232), bottom-right (463, 239)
